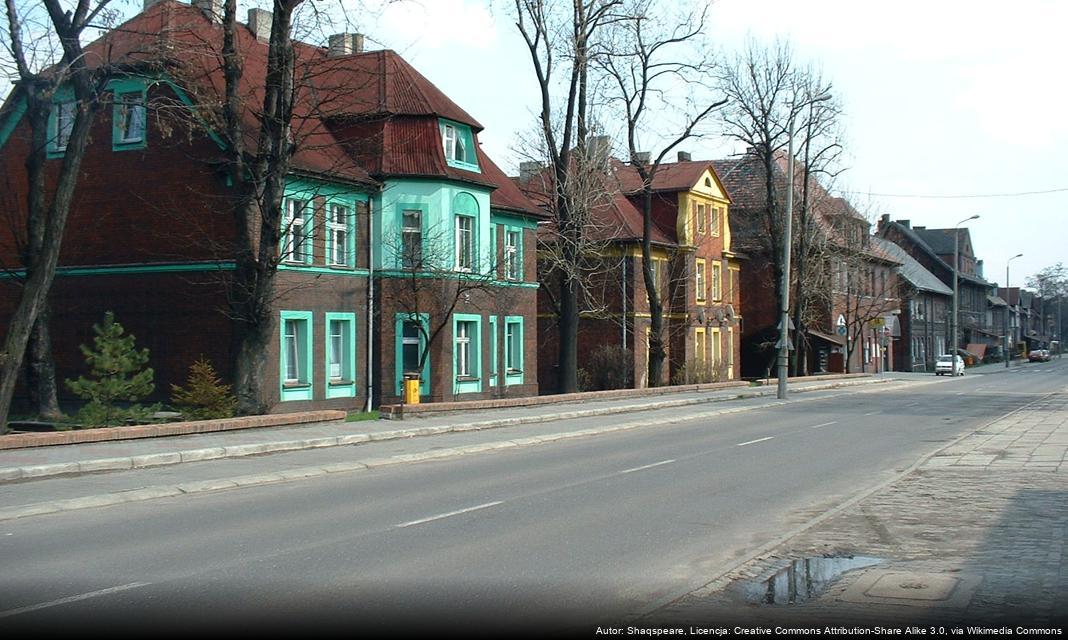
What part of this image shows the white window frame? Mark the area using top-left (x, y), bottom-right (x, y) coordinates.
top-left (695, 202), bottom-right (706, 234)
top-left (282, 199), bottom-right (310, 263)
top-left (402, 320), bottom-right (423, 375)
top-left (456, 321), bottom-right (473, 377)
top-left (117, 92), bottom-right (146, 143)
top-left (328, 203), bottom-right (350, 266)
top-left (696, 259), bottom-right (707, 302)
top-left (328, 318), bottom-right (348, 380)
top-left (283, 318), bottom-right (308, 384)
top-left (53, 100), bottom-right (75, 151)
top-left (455, 215), bottom-right (474, 272)
top-left (443, 124), bottom-right (466, 163)
top-left (712, 262), bottom-right (722, 301)
top-left (710, 206), bottom-right (721, 237)
top-left (505, 229), bottom-right (520, 280)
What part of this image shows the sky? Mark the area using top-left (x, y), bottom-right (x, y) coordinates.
top-left (358, 0), bottom-right (1067, 289)
top-left (3, 0), bottom-right (1065, 287)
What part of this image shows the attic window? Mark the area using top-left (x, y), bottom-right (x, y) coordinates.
top-left (704, 177), bottom-right (712, 188)
top-left (439, 119), bottom-right (480, 173)
top-left (443, 124), bottom-right (466, 162)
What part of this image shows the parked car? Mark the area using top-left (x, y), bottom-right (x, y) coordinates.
top-left (935, 354), bottom-right (965, 376)
top-left (1029, 349), bottom-right (1051, 362)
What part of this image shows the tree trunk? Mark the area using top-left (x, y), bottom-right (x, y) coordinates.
top-left (232, 310), bottom-right (272, 416)
top-left (26, 308), bottom-right (62, 420)
top-left (557, 269), bottom-right (579, 393)
top-left (641, 189), bottom-right (665, 387)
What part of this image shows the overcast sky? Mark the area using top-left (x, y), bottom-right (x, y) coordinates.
top-left (4, 0), bottom-right (1065, 287)
top-left (364, 0), bottom-right (1067, 288)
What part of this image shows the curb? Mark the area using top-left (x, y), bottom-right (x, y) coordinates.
top-left (0, 378), bottom-right (910, 522)
top-left (0, 378), bottom-right (892, 484)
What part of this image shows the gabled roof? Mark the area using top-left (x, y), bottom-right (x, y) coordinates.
top-left (872, 236), bottom-right (952, 296)
top-left (878, 219), bottom-right (992, 287)
top-left (614, 159), bottom-right (731, 200)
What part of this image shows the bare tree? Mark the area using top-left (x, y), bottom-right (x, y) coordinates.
top-left (599, 0), bottom-right (725, 386)
top-left (0, 0), bottom-right (113, 430)
top-left (383, 217), bottom-right (502, 399)
top-left (514, 0), bottom-right (620, 393)
top-left (716, 39), bottom-right (842, 378)
top-left (833, 237), bottom-right (899, 373)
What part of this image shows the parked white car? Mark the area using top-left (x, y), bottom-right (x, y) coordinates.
top-left (935, 354), bottom-right (965, 376)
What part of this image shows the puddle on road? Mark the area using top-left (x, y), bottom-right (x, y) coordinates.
top-left (742, 555), bottom-right (884, 605)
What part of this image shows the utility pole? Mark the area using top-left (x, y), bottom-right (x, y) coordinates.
top-left (1005, 253), bottom-right (1023, 368)
top-left (777, 127), bottom-right (795, 400)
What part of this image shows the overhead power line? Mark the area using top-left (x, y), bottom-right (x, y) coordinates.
top-left (840, 187), bottom-right (1068, 200)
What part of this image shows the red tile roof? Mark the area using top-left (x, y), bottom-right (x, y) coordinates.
top-left (71, 1), bottom-right (539, 214)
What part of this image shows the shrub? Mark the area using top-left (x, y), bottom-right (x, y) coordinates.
top-left (586, 345), bottom-right (633, 391)
top-left (170, 357), bottom-right (237, 420)
top-left (65, 312), bottom-right (154, 427)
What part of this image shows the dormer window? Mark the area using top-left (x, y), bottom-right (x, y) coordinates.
top-left (439, 119), bottom-right (480, 173)
top-left (443, 124), bottom-right (465, 162)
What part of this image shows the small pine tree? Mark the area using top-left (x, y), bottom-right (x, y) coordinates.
top-left (170, 357), bottom-right (237, 420)
top-left (65, 312), bottom-right (155, 427)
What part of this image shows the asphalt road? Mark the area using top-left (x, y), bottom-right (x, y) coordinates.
top-left (1, 359), bottom-right (1065, 635)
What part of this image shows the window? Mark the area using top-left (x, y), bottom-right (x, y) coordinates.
top-left (505, 320), bottom-right (521, 372)
top-left (712, 262), bottom-right (722, 301)
top-left (325, 313), bottom-right (356, 397)
top-left (696, 259), bottom-right (707, 303)
top-left (695, 203), bottom-right (706, 234)
top-left (505, 229), bottom-right (520, 280)
top-left (455, 215), bottom-right (474, 272)
top-left (401, 209), bottom-right (422, 268)
top-left (328, 204), bottom-right (351, 266)
top-left (280, 311), bottom-right (313, 401)
top-left (282, 199), bottom-right (310, 263)
top-left (456, 321), bottom-right (475, 378)
top-left (695, 328), bottom-right (706, 368)
top-left (443, 124), bottom-right (466, 163)
top-left (710, 206), bottom-right (721, 237)
top-left (51, 100), bottom-right (75, 152)
top-left (711, 328), bottom-right (722, 368)
top-left (402, 321), bottom-right (423, 375)
top-left (116, 92), bottom-right (146, 144)
top-left (649, 259), bottom-right (661, 292)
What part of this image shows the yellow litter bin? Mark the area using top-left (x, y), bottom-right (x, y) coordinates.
top-left (403, 375), bottom-right (421, 405)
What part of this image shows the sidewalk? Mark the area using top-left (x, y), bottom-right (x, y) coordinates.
top-left (0, 376), bottom-right (903, 522)
top-left (0, 375), bottom-right (884, 483)
top-left (644, 388), bottom-right (1068, 627)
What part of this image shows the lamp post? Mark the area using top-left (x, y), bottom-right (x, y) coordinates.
top-left (950, 214), bottom-right (980, 364)
top-left (1005, 253), bottom-right (1023, 368)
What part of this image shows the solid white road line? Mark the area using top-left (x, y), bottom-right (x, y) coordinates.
top-left (810, 421), bottom-right (839, 429)
top-left (0, 582), bottom-right (151, 619)
top-left (863, 411), bottom-right (879, 416)
top-left (736, 437), bottom-right (774, 447)
top-left (618, 459), bottom-right (676, 475)
top-left (395, 501), bottom-right (503, 529)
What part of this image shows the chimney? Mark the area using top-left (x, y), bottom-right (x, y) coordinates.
top-left (192, 0), bottom-right (223, 23)
top-left (328, 33), bottom-right (365, 57)
top-left (633, 151), bottom-right (650, 165)
top-left (914, 226), bottom-right (925, 230)
top-left (977, 260), bottom-right (984, 278)
top-left (677, 151), bottom-right (692, 162)
top-left (143, 0), bottom-right (167, 10)
top-left (519, 161), bottom-right (542, 182)
top-left (879, 213), bottom-right (890, 228)
top-left (588, 135), bottom-right (611, 165)
top-left (247, 8), bottom-right (272, 41)
top-left (899, 219), bottom-right (910, 228)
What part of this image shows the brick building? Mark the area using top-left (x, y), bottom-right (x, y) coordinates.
top-left (523, 145), bottom-right (742, 391)
top-left (713, 151), bottom-right (900, 376)
top-left (0, 0), bottom-right (544, 413)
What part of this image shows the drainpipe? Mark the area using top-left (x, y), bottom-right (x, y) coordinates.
top-left (365, 199), bottom-right (375, 413)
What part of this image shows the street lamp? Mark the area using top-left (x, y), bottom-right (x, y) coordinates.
top-left (950, 214), bottom-right (980, 363)
top-left (1005, 253), bottom-right (1023, 368)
